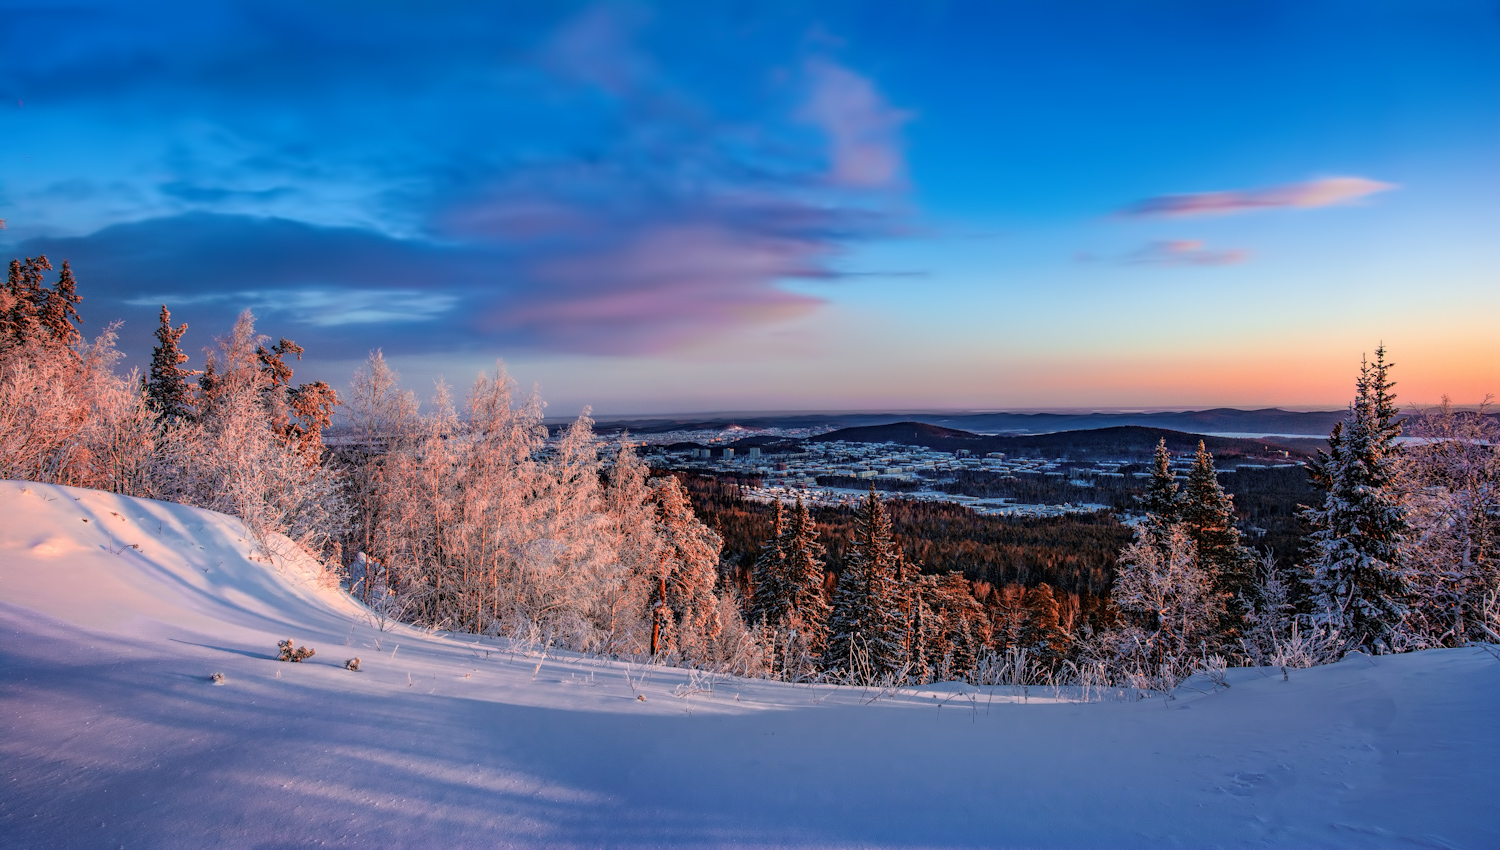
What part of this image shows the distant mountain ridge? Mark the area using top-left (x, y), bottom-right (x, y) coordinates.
top-left (590, 407), bottom-right (1353, 438)
top-left (808, 423), bottom-right (1316, 462)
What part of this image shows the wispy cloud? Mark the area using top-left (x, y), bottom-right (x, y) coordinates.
top-left (1123, 240), bottom-right (1249, 266)
top-left (1120, 176), bottom-right (1396, 218)
top-left (20, 201), bottom-right (871, 357)
top-left (799, 58), bottom-right (911, 189)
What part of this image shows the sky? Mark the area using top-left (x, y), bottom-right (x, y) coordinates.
top-left (2, 1), bottom-right (1497, 417)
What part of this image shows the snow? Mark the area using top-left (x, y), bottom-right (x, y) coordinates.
top-left (2, 481), bottom-right (1498, 849)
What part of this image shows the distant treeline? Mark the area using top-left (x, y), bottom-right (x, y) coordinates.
top-left (679, 464), bottom-right (1319, 598)
top-left (675, 473), bottom-right (1131, 599)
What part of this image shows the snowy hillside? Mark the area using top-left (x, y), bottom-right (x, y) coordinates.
top-left (2, 481), bottom-right (1497, 849)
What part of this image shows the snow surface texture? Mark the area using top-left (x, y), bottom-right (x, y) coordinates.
top-left (2, 481), bottom-right (1497, 849)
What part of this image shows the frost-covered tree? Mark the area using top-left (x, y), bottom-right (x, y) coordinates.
top-left (1179, 441), bottom-right (1256, 638)
top-left (0, 321), bottom-right (154, 494)
top-left (286, 381), bottom-right (340, 461)
top-left (645, 476), bottom-right (724, 663)
top-left (826, 486), bottom-right (907, 679)
top-left (600, 440), bottom-right (658, 654)
top-left (154, 311), bottom-right (349, 562)
top-left (371, 367), bottom-right (547, 635)
top-left (1236, 550), bottom-right (1345, 668)
top-left (1397, 397), bottom-right (1500, 646)
top-left (348, 363), bottom-right (733, 662)
top-left (1301, 346), bottom-right (1409, 651)
top-left (342, 350), bottom-right (420, 595)
top-left (1110, 526), bottom-right (1224, 684)
top-left (522, 409), bottom-right (622, 647)
top-left (248, 334), bottom-right (339, 462)
top-left (0, 259), bottom-right (153, 494)
top-left (195, 311), bottom-right (262, 417)
top-left (145, 305), bottom-right (196, 423)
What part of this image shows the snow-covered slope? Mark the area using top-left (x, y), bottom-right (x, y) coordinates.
top-left (2, 481), bottom-right (1497, 849)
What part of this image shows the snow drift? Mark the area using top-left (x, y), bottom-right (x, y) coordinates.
top-left (2, 481), bottom-right (1497, 848)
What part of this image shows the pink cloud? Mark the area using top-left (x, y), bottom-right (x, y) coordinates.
top-left (1125, 239), bottom-right (1249, 267)
top-left (482, 222), bottom-right (829, 354)
top-left (1121, 176), bottom-right (1397, 218)
top-left (799, 59), bottom-right (910, 189)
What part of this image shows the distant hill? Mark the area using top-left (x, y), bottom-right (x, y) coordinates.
top-left (588, 407), bottom-right (1355, 438)
top-left (920, 408), bottom-right (1352, 437)
top-left (811, 422), bottom-right (1316, 462)
top-left (809, 421), bottom-right (982, 447)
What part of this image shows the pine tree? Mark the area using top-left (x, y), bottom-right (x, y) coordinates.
top-left (146, 305), bottom-right (196, 423)
top-left (826, 486), bottom-right (907, 679)
top-left (257, 336), bottom-right (303, 442)
top-left (750, 500), bottom-right (789, 627)
top-left (1301, 346), bottom-right (1409, 651)
top-left (287, 381), bottom-right (340, 461)
top-left (2, 256), bottom-right (48, 347)
top-left (904, 576), bottom-right (938, 682)
top-left (258, 337), bottom-right (303, 388)
top-left (916, 572), bottom-right (986, 680)
top-left (3, 256), bottom-right (79, 351)
top-left (1179, 441), bottom-right (1256, 639)
top-left (196, 359), bottom-right (220, 413)
top-left (39, 260), bottom-right (82, 347)
top-left (1021, 582), bottom-right (1070, 669)
top-left (1139, 438), bottom-right (1180, 553)
top-left (783, 494), bottom-right (832, 652)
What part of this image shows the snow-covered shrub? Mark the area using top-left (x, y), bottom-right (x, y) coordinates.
top-left (703, 593), bottom-right (772, 679)
top-left (972, 646), bottom-right (1053, 688)
top-left (1196, 654), bottom-right (1230, 689)
top-left (278, 639), bottom-right (315, 662)
top-left (344, 657), bottom-right (360, 672)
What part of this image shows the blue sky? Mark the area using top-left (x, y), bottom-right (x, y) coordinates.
top-left (2, 1), bottom-right (1496, 415)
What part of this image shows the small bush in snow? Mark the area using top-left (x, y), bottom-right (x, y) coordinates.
top-left (1196, 654), bottom-right (1230, 690)
top-left (344, 657), bottom-right (360, 671)
top-left (278, 639), bottom-right (315, 662)
top-left (209, 672), bottom-right (226, 685)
